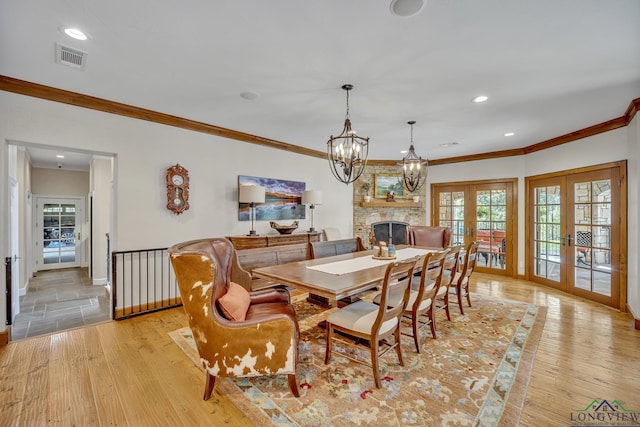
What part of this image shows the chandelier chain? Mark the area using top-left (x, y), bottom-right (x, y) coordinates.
top-left (345, 88), bottom-right (350, 119)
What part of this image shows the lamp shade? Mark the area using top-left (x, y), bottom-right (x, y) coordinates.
top-left (302, 190), bottom-right (322, 205)
top-left (239, 185), bottom-right (265, 203)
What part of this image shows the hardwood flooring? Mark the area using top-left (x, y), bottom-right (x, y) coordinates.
top-left (1, 273), bottom-right (638, 426)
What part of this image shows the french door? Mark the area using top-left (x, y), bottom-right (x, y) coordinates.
top-left (36, 197), bottom-right (83, 270)
top-left (526, 162), bottom-right (625, 308)
top-left (432, 179), bottom-right (516, 276)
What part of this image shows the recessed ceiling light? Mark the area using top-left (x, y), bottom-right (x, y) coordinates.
top-left (56, 154), bottom-right (65, 158)
top-left (400, 150), bottom-right (408, 154)
top-left (64, 28), bottom-right (88, 41)
top-left (504, 132), bottom-right (515, 137)
top-left (472, 95), bottom-right (488, 103)
top-left (240, 91), bottom-right (260, 101)
top-left (389, 0), bottom-right (425, 17)
top-left (439, 142), bottom-right (460, 148)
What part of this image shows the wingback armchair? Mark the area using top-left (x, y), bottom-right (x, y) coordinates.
top-left (168, 237), bottom-right (300, 400)
top-left (408, 226), bottom-right (453, 249)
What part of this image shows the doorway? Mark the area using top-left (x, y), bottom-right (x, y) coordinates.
top-left (431, 179), bottom-right (517, 276)
top-left (5, 142), bottom-right (115, 340)
top-left (37, 197), bottom-right (84, 269)
top-left (526, 161), bottom-right (626, 308)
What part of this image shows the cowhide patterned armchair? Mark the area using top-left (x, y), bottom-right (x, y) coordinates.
top-left (169, 237), bottom-right (300, 400)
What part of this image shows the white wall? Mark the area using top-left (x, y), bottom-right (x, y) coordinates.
top-left (90, 157), bottom-right (112, 284)
top-left (16, 149), bottom-right (29, 295)
top-left (31, 168), bottom-right (89, 196)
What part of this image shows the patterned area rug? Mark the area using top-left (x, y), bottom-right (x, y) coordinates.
top-left (169, 292), bottom-right (546, 426)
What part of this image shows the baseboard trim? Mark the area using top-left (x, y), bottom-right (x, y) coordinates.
top-left (626, 303), bottom-right (640, 330)
top-left (115, 297), bottom-right (182, 319)
top-left (0, 328), bottom-right (10, 346)
top-left (92, 277), bottom-right (108, 285)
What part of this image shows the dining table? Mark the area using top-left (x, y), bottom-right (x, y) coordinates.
top-left (252, 246), bottom-right (437, 307)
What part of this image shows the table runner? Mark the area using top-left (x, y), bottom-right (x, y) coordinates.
top-left (306, 247), bottom-right (433, 275)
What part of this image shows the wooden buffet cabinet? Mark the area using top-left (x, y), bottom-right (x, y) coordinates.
top-left (226, 232), bottom-right (321, 250)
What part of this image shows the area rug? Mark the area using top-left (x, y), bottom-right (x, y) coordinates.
top-left (169, 292), bottom-right (546, 426)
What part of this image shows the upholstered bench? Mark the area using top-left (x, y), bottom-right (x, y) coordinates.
top-left (309, 237), bottom-right (366, 259)
top-left (230, 242), bottom-right (311, 291)
top-left (308, 237), bottom-right (366, 306)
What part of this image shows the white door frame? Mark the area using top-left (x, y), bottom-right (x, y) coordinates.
top-left (9, 177), bottom-right (20, 322)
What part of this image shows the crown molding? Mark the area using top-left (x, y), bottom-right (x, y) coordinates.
top-left (370, 97), bottom-right (638, 166)
top-left (1, 75), bottom-right (637, 165)
top-left (523, 117), bottom-right (627, 155)
top-left (0, 75), bottom-right (326, 160)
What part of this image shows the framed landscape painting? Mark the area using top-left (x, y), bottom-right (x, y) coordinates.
top-left (238, 175), bottom-right (306, 221)
top-left (374, 174), bottom-right (407, 198)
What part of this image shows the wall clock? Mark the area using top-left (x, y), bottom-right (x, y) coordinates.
top-left (166, 164), bottom-right (190, 214)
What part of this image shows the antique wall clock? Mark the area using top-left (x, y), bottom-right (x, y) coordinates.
top-left (165, 164), bottom-right (190, 214)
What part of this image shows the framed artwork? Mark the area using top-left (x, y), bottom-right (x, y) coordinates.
top-left (374, 174), bottom-right (407, 199)
top-left (238, 175), bottom-right (306, 221)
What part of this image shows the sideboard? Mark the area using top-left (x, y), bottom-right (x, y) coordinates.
top-left (226, 232), bottom-right (321, 250)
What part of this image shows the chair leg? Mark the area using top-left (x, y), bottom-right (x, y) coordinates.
top-left (465, 287), bottom-right (472, 308)
top-left (371, 339), bottom-right (381, 388)
top-left (324, 324), bottom-right (333, 364)
top-left (412, 313), bottom-right (421, 353)
top-left (429, 308), bottom-right (438, 339)
top-left (444, 293), bottom-right (451, 321)
top-left (203, 372), bottom-right (216, 401)
top-left (457, 287), bottom-right (465, 315)
top-left (395, 327), bottom-right (404, 367)
top-left (288, 374), bottom-right (300, 397)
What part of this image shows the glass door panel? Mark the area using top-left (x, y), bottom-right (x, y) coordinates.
top-left (532, 183), bottom-right (562, 284)
top-left (433, 180), bottom-right (515, 276)
top-left (438, 189), bottom-right (465, 246)
top-left (39, 198), bottom-right (81, 269)
top-left (475, 188), bottom-right (507, 271)
top-left (527, 165), bottom-right (621, 308)
top-left (568, 172), bottom-right (618, 307)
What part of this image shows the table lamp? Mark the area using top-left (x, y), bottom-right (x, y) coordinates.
top-left (302, 190), bottom-right (322, 233)
top-left (239, 185), bottom-right (266, 236)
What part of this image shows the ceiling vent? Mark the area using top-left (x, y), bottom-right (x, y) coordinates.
top-left (55, 43), bottom-right (87, 69)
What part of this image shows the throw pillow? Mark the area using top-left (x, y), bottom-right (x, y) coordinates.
top-left (218, 281), bottom-right (251, 321)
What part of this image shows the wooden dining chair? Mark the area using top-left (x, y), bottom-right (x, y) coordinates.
top-left (323, 257), bottom-right (419, 388)
top-left (373, 250), bottom-right (449, 352)
top-left (408, 249), bottom-right (449, 350)
top-left (435, 245), bottom-right (463, 322)
top-left (450, 241), bottom-right (480, 314)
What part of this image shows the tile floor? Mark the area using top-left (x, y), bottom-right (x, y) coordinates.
top-left (11, 267), bottom-right (111, 340)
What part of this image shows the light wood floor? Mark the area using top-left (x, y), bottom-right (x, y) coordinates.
top-left (1, 273), bottom-right (638, 426)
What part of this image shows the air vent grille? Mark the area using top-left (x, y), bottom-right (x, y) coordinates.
top-left (55, 43), bottom-right (87, 69)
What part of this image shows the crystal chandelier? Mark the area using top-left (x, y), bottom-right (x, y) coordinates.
top-left (327, 84), bottom-right (369, 185)
top-left (400, 120), bottom-right (428, 192)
